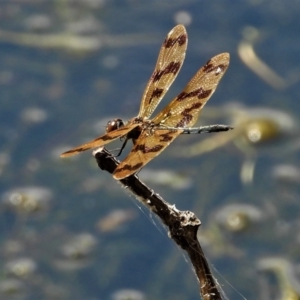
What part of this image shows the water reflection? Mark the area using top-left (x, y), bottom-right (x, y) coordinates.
top-left (257, 257), bottom-right (300, 300)
top-left (199, 202), bottom-right (266, 257)
top-left (238, 26), bottom-right (289, 90)
top-left (0, 278), bottom-right (26, 298)
top-left (111, 288), bottom-right (145, 300)
top-left (213, 203), bottom-right (263, 233)
top-left (271, 164), bottom-right (300, 186)
top-left (97, 209), bottom-right (137, 233)
top-left (140, 169), bottom-right (192, 190)
top-left (54, 232), bottom-right (97, 271)
top-left (20, 107), bottom-right (48, 124)
top-left (177, 105), bottom-right (298, 184)
top-left (2, 186), bottom-right (52, 214)
top-left (5, 257), bottom-right (37, 278)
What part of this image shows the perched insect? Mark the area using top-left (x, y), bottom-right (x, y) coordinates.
top-left (61, 25), bottom-right (230, 179)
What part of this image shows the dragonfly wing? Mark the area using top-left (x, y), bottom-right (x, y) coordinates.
top-left (152, 53), bottom-right (230, 128)
top-left (60, 123), bottom-right (139, 157)
top-left (138, 25), bottom-right (187, 119)
top-left (113, 128), bottom-right (183, 179)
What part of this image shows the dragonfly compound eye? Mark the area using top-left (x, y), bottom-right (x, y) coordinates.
top-left (106, 119), bottom-right (124, 133)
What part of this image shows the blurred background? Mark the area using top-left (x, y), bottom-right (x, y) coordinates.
top-left (1, 1), bottom-right (300, 299)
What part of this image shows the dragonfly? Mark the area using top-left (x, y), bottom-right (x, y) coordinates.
top-left (61, 25), bottom-right (230, 180)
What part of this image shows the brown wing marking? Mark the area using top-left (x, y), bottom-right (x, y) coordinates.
top-left (138, 25), bottom-right (187, 119)
top-left (113, 129), bottom-right (183, 179)
top-left (60, 123), bottom-right (139, 157)
top-left (152, 53), bottom-right (230, 128)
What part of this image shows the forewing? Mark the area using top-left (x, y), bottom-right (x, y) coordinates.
top-left (152, 53), bottom-right (230, 128)
top-left (60, 123), bottom-right (139, 157)
top-left (113, 129), bottom-right (183, 179)
top-left (138, 25), bottom-right (187, 119)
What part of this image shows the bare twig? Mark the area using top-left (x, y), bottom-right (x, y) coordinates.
top-left (93, 147), bottom-right (223, 300)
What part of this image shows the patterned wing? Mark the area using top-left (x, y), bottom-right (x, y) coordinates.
top-left (113, 129), bottom-right (183, 179)
top-left (138, 25), bottom-right (187, 119)
top-left (113, 53), bottom-right (230, 179)
top-left (60, 123), bottom-right (139, 157)
top-left (152, 53), bottom-right (230, 128)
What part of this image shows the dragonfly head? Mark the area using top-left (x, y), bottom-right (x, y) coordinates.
top-left (106, 119), bottom-right (124, 133)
